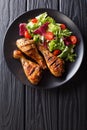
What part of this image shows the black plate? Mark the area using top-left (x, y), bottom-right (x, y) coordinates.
top-left (4, 8), bottom-right (84, 89)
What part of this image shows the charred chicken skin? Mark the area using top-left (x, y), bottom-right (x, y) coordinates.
top-left (38, 45), bottom-right (65, 77)
top-left (13, 50), bottom-right (42, 85)
top-left (16, 38), bottom-right (47, 70)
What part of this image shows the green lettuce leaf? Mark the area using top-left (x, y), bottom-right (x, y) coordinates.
top-left (48, 39), bottom-right (65, 52)
top-left (48, 23), bottom-right (60, 35)
top-left (58, 45), bottom-right (76, 62)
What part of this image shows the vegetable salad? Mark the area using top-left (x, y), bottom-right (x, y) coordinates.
top-left (19, 12), bottom-right (78, 62)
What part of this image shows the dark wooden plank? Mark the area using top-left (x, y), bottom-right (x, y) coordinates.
top-left (58, 85), bottom-right (86, 130)
top-left (27, 0), bottom-right (58, 10)
top-left (25, 0), bottom-right (87, 130)
top-left (58, 0), bottom-right (87, 130)
top-left (0, 0), bottom-right (27, 129)
top-left (25, 88), bottom-right (59, 130)
top-left (25, 0), bottom-right (59, 130)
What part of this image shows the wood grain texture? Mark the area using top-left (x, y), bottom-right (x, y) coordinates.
top-left (25, 88), bottom-right (59, 130)
top-left (27, 0), bottom-right (58, 10)
top-left (25, 1), bottom-right (59, 130)
top-left (58, 85), bottom-right (86, 130)
top-left (0, 0), bottom-right (87, 130)
top-left (0, 0), bottom-right (27, 129)
top-left (59, 0), bottom-right (87, 129)
top-left (25, 0), bottom-right (87, 130)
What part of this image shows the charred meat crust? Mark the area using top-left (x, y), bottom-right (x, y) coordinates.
top-left (38, 45), bottom-right (65, 77)
top-left (13, 50), bottom-right (42, 85)
top-left (16, 38), bottom-right (47, 69)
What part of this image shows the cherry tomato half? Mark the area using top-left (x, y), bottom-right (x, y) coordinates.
top-left (31, 18), bottom-right (38, 23)
top-left (44, 32), bottom-right (54, 40)
top-left (53, 49), bottom-right (61, 56)
top-left (70, 35), bottom-right (77, 44)
top-left (24, 31), bottom-right (32, 39)
top-left (60, 24), bottom-right (66, 30)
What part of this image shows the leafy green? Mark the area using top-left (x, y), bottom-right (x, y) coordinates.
top-left (26, 22), bottom-right (39, 31)
top-left (48, 38), bottom-right (76, 62)
top-left (48, 23), bottom-right (60, 35)
top-left (59, 29), bottom-right (72, 38)
top-left (33, 35), bottom-right (40, 42)
top-left (48, 23), bottom-right (72, 40)
top-left (48, 39), bottom-right (65, 52)
top-left (36, 12), bottom-right (55, 24)
top-left (36, 12), bottom-right (47, 20)
top-left (45, 16), bottom-right (55, 24)
top-left (58, 46), bottom-right (69, 58)
top-left (36, 12), bottom-right (47, 24)
top-left (58, 45), bottom-right (76, 62)
top-left (25, 12), bottom-right (77, 62)
top-left (26, 13), bottom-right (47, 31)
top-left (66, 53), bottom-right (76, 62)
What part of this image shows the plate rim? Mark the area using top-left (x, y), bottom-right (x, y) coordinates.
top-left (3, 8), bottom-right (84, 89)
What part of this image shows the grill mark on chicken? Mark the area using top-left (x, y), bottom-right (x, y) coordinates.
top-left (50, 58), bottom-right (59, 67)
top-left (47, 56), bottom-right (53, 61)
top-left (21, 44), bottom-right (35, 52)
top-left (29, 67), bottom-right (36, 76)
top-left (24, 48), bottom-right (34, 53)
top-left (13, 50), bottom-right (42, 85)
top-left (44, 54), bottom-right (55, 64)
top-left (47, 57), bottom-right (57, 66)
top-left (51, 61), bottom-right (60, 70)
top-left (23, 62), bottom-right (40, 76)
top-left (20, 43), bottom-right (33, 48)
top-left (38, 45), bottom-right (65, 77)
top-left (54, 63), bottom-right (60, 69)
top-left (25, 65), bottom-right (34, 75)
top-left (16, 38), bottom-right (47, 69)
top-left (17, 39), bottom-right (34, 47)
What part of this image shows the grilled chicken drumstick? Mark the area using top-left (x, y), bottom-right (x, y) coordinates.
top-left (13, 50), bottom-right (42, 85)
top-left (38, 45), bottom-right (65, 77)
top-left (16, 38), bottom-right (47, 70)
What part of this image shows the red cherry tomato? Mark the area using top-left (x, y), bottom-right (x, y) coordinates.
top-left (70, 35), bottom-right (77, 44)
top-left (24, 31), bottom-right (31, 39)
top-left (31, 18), bottom-right (38, 23)
top-left (60, 24), bottom-right (66, 30)
top-left (44, 32), bottom-right (54, 40)
top-left (53, 49), bottom-right (61, 56)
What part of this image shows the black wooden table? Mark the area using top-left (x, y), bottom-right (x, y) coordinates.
top-left (0, 0), bottom-right (87, 130)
